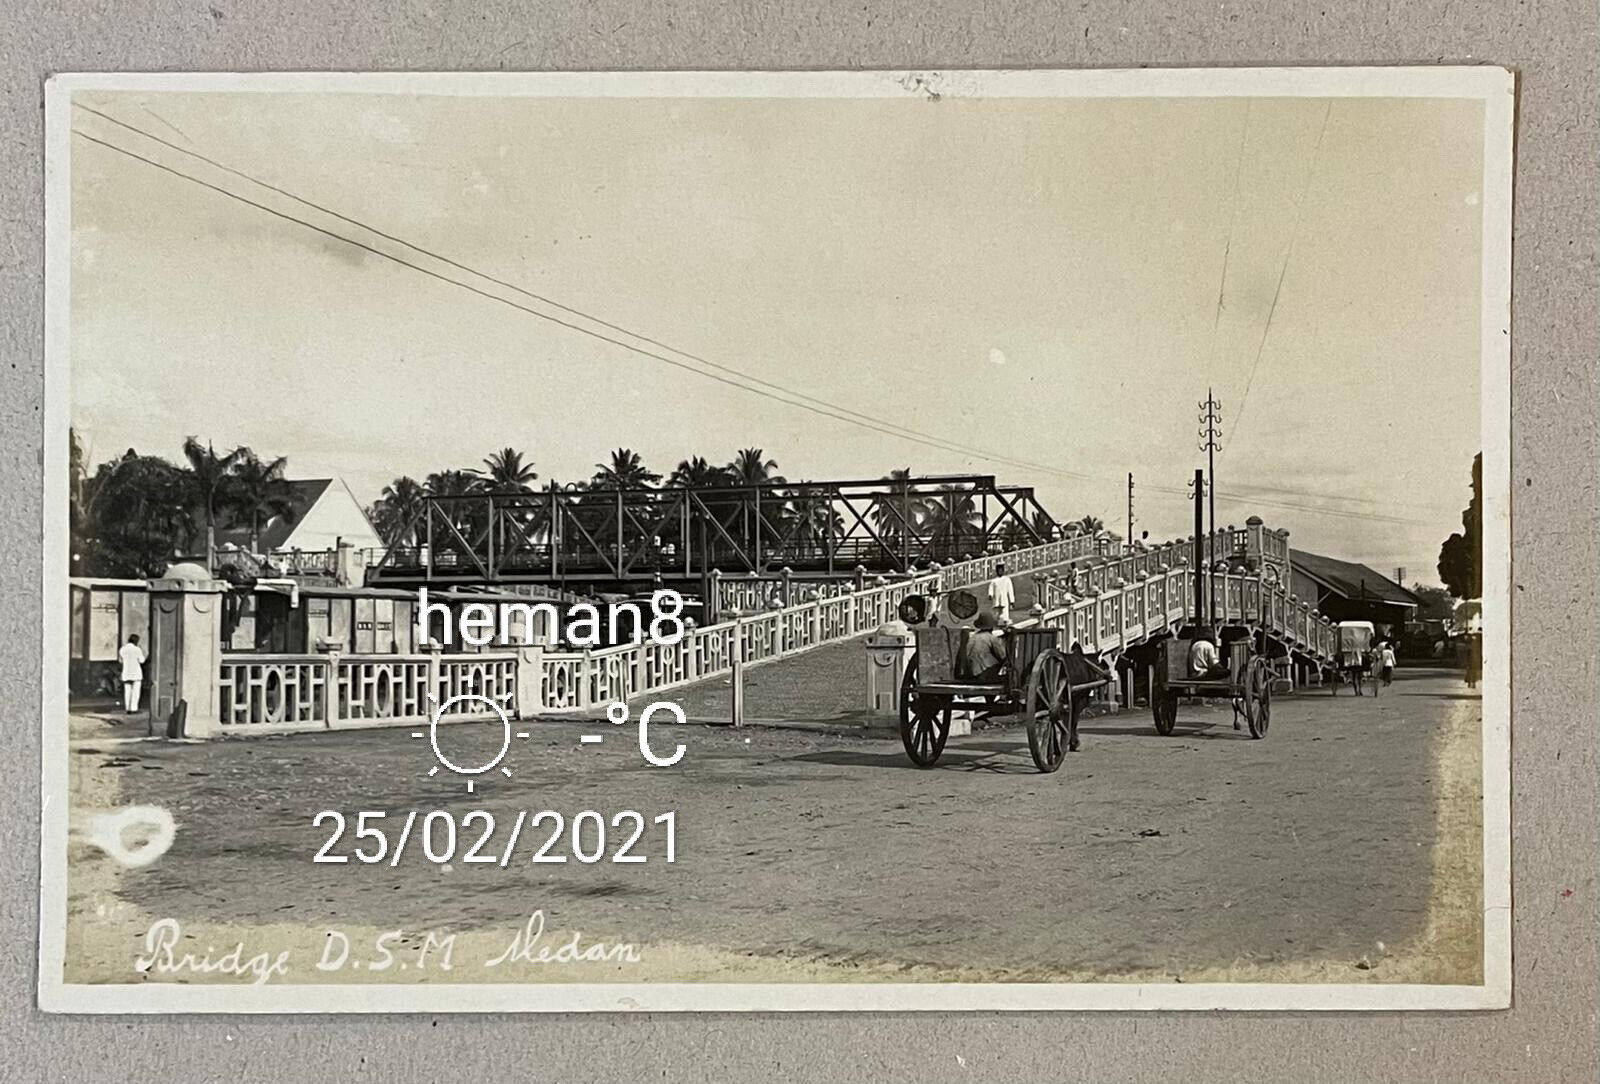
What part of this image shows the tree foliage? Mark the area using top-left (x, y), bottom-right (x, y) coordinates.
top-left (1437, 453), bottom-right (1482, 599)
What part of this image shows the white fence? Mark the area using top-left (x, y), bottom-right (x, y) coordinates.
top-left (212, 521), bottom-right (1321, 729)
top-left (1024, 564), bottom-right (1335, 660)
top-left (218, 651), bottom-right (518, 732)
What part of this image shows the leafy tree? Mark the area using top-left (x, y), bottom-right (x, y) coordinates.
top-left (1437, 452), bottom-right (1482, 599)
top-left (75, 450), bottom-right (193, 577)
top-left (1409, 583), bottom-right (1456, 622)
top-left (1074, 514), bottom-right (1105, 536)
top-left (181, 437), bottom-right (244, 571)
top-left (228, 450), bottom-right (297, 552)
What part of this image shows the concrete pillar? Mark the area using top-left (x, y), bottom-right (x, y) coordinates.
top-left (863, 620), bottom-right (915, 715)
top-left (146, 563), bottom-right (227, 738)
top-left (514, 644), bottom-right (545, 719)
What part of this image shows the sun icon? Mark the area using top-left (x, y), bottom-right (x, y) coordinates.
top-left (411, 691), bottom-right (528, 793)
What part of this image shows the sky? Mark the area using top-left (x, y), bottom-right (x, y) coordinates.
top-left (67, 89), bottom-right (1485, 583)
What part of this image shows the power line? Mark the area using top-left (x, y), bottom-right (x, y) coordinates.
top-left (1204, 102), bottom-right (1251, 377)
top-left (73, 103), bottom-right (1106, 485)
top-left (71, 126), bottom-right (1104, 486)
top-left (71, 114), bottom-right (1434, 528)
top-left (1230, 101), bottom-right (1334, 446)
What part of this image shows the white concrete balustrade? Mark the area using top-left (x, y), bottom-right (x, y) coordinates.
top-left (203, 519), bottom-right (1326, 731)
top-left (218, 651), bottom-right (519, 732)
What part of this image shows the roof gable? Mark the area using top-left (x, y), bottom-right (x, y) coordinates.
top-left (216, 479), bottom-right (332, 551)
top-left (1290, 548), bottom-right (1420, 607)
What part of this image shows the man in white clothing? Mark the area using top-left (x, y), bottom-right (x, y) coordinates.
top-left (988, 561), bottom-right (1015, 622)
top-left (119, 634), bottom-right (147, 714)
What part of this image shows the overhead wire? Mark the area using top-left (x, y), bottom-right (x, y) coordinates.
top-left (71, 108), bottom-right (1432, 528)
top-left (1228, 100), bottom-right (1334, 447)
top-left (73, 102), bottom-right (1104, 485)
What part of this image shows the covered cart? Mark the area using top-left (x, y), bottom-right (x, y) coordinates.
top-left (1331, 620), bottom-right (1377, 696)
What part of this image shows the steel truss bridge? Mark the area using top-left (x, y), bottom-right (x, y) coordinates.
top-left (368, 474), bottom-right (1061, 590)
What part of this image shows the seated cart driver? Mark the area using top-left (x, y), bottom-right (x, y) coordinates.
top-left (1188, 627), bottom-right (1230, 680)
top-left (963, 612), bottom-right (1008, 684)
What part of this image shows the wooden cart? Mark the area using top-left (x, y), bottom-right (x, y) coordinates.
top-left (1149, 634), bottom-right (1273, 739)
top-left (897, 614), bottom-right (1111, 773)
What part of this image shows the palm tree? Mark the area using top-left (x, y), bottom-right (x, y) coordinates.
top-left (1075, 514), bottom-right (1105, 536)
top-left (591, 448), bottom-right (661, 491)
top-left (181, 436), bottom-right (244, 571)
top-left (425, 469), bottom-right (478, 498)
top-left (787, 485), bottom-right (845, 558)
top-left (669, 456), bottom-right (733, 489)
top-left (423, 469), bottom-right (482, 548)
top-left (728, 447), bottom-right (783, 486)
top-left (372, 475), bottom-right (428, 547)
top-left (475, 447), bottom-right (538, 494)
top-left (871, 467), bottom-right (926, 556)
top-left (923, 487), bottom-right (983, 560)
top-left (725, 448), bottom-right (783, 554)
top-left (229, 450), bottom-right (298, 553)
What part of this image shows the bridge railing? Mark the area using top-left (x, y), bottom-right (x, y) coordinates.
top-left (712, 533), bottom-right (1107, 616)
top-left (1028, 560), bottom-right (1335, 662)
top-left (212, 523), bottom-right (1329, 730)
top-left (537, 571), bottom-right (941, 711)
top-left (218, 650), bottom-right (519, 732)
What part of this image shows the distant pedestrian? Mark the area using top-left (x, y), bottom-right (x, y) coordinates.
top-left (118, 634), bottom-right (147, 714)
top-left (1379, 642), bottom-right (1396, 686)
top-left (988, 560), bottom-right (1015, 622)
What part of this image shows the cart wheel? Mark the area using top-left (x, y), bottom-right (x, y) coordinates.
top-left (900, 690), bottom-right (952, 768)
top-left (1245, 657), bottom-right (1272, 739)
top-left (1025, 649), bottom-right (1077, 773)
top-left (897, 654), bottom-right (919, 737)
top-left (1151, 662), bottom-right (1177, 736)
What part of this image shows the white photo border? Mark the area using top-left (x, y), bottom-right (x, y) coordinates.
top-left (39, 65), bottom-right (1514, 1013)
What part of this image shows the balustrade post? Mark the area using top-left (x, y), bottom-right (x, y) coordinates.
top-left (514, 644), bottom-right (545, 719)
top-left (328, 647), bottom-right (346, 726)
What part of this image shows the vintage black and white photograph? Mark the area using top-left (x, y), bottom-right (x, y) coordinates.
top-left (41, 68), bottom-right (1512, 1012)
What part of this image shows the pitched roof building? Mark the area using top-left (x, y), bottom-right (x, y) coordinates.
top-left (216, 477), bottom-right (382, 556)
top-left (1290, 548), bottom-right (1420, 635)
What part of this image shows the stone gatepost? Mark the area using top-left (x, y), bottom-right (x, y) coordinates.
top-left (146, 562), bottom-right (227, 739)
top-left (514, 644), bottom-right (545, 719)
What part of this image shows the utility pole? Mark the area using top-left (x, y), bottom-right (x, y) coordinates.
top-left (1199, 387), bottom-right (1223, 582)
top-left (1190, 469), bottom-right (1206, 626)
top-left (1126, 473), bottom-right (1135, 548)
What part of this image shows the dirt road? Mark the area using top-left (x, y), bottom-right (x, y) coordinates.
top-left (64, 667), bottom-right (1481, 984)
